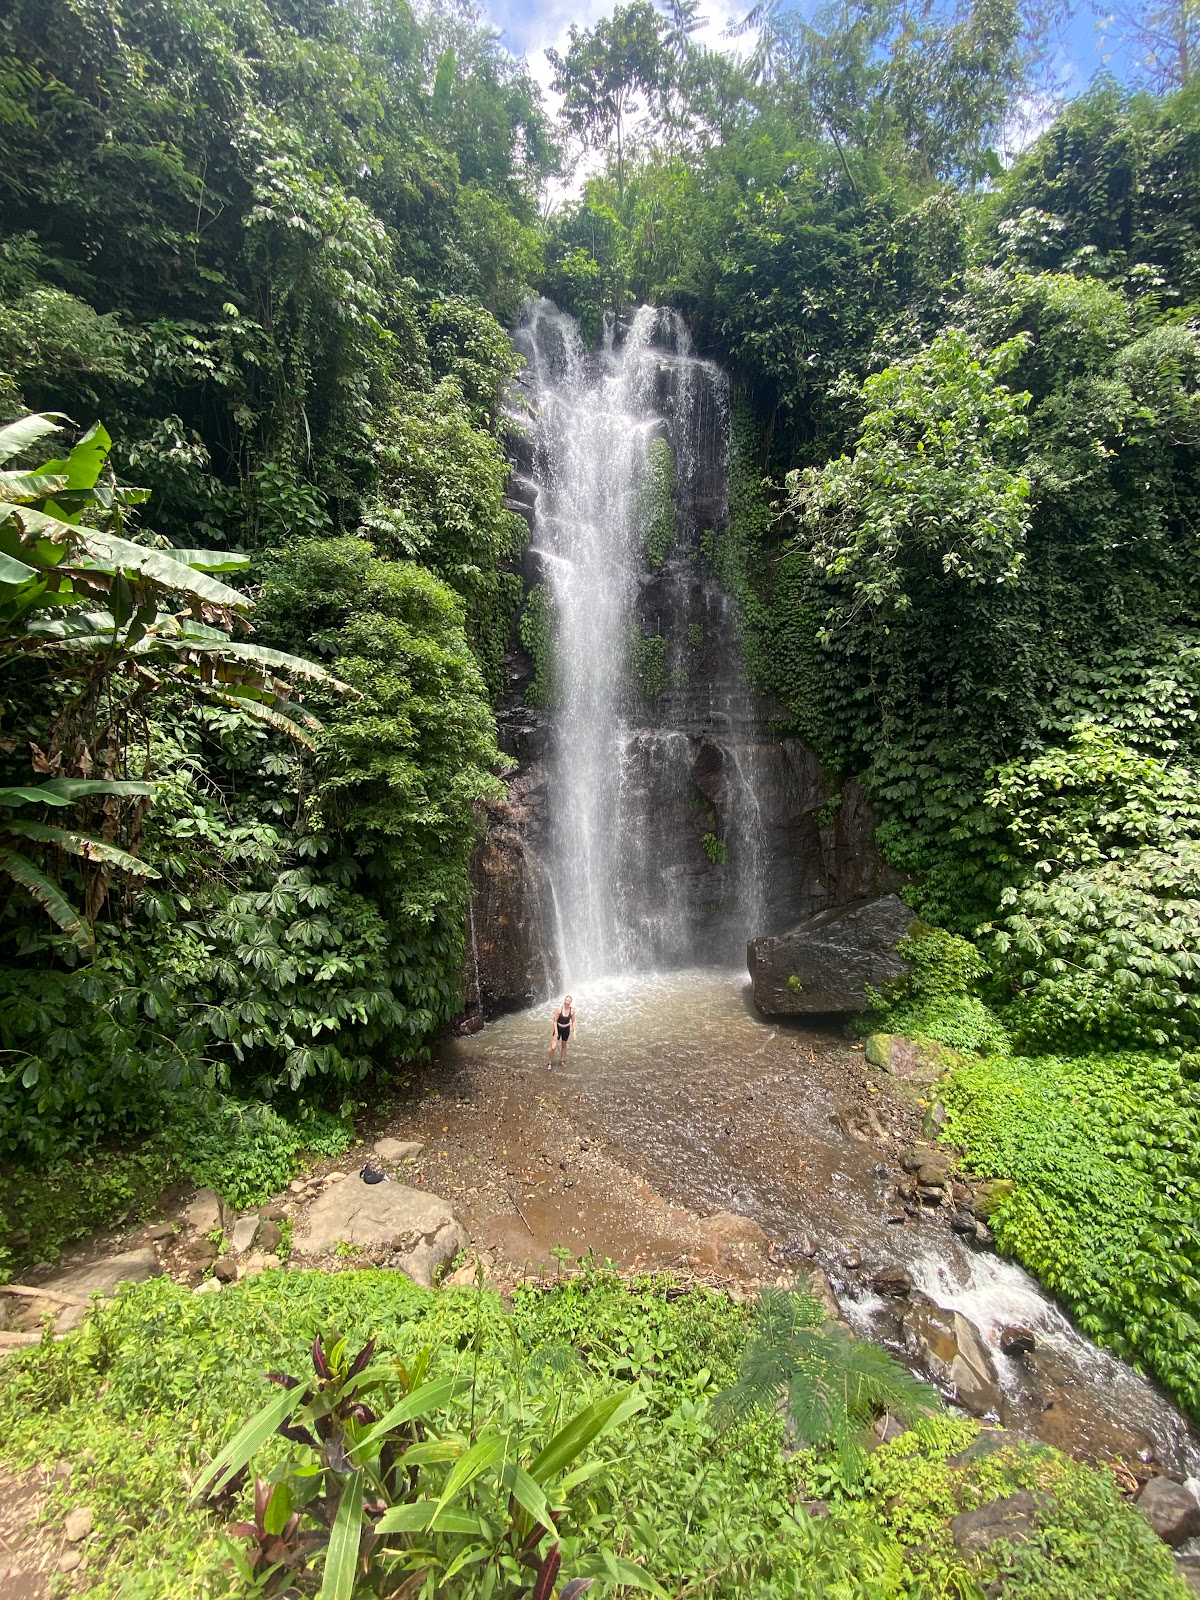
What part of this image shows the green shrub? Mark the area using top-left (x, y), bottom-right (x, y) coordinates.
top-left (0, 1143), bottom-right (175, 1282)
top-left (942, 1048), bottom-right (1200, 1417)
top-left (519, 582), bottom-right (555, 706)
top-left (702, 832), bottom-right (729, 865)
top-left (168, 1096), bottom-right (352, 1210)
top-left (0, 1270), bottom-right (1183, 1599)
top-left (0, 1095), bottom-right (352, 1277)
top-left (867, 924), bottom-right (1012, 1056)
top-left (631, 630), bottom-right (669, 697)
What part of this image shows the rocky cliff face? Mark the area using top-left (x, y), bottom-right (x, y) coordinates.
top-left (469, 709), bottom-right (901, 1012)
top-left (464, 305), bottom-right (900, 1012)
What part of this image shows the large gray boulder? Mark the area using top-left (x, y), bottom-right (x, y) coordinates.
top-left (293, 1178), bottom-right (468, 1289)
top-left (748, 895), bottom-right (914, 1014)
top-left (949, 1491), bottom-right (1042, 1555)
top-left (31, 1247), bottom-right (162, 1332)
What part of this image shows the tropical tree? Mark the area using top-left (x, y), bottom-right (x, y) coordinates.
top-left (547, 1), bottom-right (669, 195)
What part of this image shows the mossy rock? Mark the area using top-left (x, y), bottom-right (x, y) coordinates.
top-left (865, 1032), bottom-right (965, 1086)
top-left (971, 1178), bottom-right (1016, 1219)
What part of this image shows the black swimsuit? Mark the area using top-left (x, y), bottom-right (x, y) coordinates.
top-left (556, 1009), bottom-right (572, 1040)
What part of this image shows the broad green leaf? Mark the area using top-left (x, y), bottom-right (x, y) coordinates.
top-left (432, 1433), bottom-right (506, 1517)
top-left (0, 849), bottom-right (91, 948)
top-left (527, 1388), bottom-right (647, 1486)
top-left (196, 687), bottom-right (320, 749)
top-left (76, 532), bottom-right (250, 608)
top-left (500, 1459), bottom-right (552, 1531)
top-left (263, 1481), bottom-right (294, 1536)
top-left (441, 1540), bottom-right (492, 1582)
top-left (0, 549), bottom-right (37, 584)
top-left (36, 778), bottom-right (155, 803)
top-left (190, 1385), bottom-right (303, 1504)
top-left (318, 1470), bottom-right (364, 1600)
top-left (41, 422), bottom-right (112, 490)
top-left (353, 1375), bottom-right (469, 1457)
top-left (3, 820), bottom-right (160, 877)
top-left (162, 547), bottom-right (252, 573)
top-left (9, 503), bottom-right (85, 543)
top-left (0, 787), bottom-right (75, 808)
top-left (0, 413), bottom-right (68, 465)
top-left (198, 639), bottom-right (352, 689)
top-left (0, 471), bottom-right (69, 500)
top-left (395, 1440), bottom-right (462, 1466)
top-left (374, 1502), bottom-right (488, 1536)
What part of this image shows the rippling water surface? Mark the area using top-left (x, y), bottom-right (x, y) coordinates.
top-left (448, 969), bottom-right (1200, 1478)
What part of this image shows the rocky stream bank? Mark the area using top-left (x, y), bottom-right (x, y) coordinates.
top-left (4, 983), bottom-right (1200, 1595)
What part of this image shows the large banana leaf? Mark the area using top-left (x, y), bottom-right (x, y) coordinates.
top-left (0, 778), bottom-right (154, 807)
top-left (38, 421), bottom-right (110, 491)
top-left (162, 547), bottom-right (252, 574)
top-left (4, 820), bottom-right (161, 877)
top-left (0, 413), bottom-right (68, 465)
top-left (0, 471), bottom-right (69, 500)
top-left (0, 550), bottom-right (38, 584)
top-left (0, 849), bottom-right (91, 948)
top-left (75, 532), bottom-right (250, 608)
top-left (199, 639), bottom-right (352, 689)
top-left (197, 687), bottom-right (320, 749)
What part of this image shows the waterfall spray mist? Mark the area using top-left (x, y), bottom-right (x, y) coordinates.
top-left (514, 300), bottom-right (767, 985)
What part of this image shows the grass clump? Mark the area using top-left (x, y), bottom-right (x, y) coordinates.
top-left (0, 1094), bottom-right (352, 1278)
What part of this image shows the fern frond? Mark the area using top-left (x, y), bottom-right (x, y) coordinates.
top-left (718, 1285), bottom-right (938, 1480)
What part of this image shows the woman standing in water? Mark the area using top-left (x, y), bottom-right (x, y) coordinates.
top-left (548, 995), bottom-right (576, 1068)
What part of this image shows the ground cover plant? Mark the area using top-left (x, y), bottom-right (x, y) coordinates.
top-left (868, 927), bottom-right (1200, 1422)
top-left (0, 1268), bottom-right (1185, 1599)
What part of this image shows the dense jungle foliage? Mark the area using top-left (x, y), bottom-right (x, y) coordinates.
top-left (4, 0), bottom-right (1200, 1594)
top-left (5, 0), bottom-right (1200, 1487)
top-left (0, 0), bottom-right (550, 1241)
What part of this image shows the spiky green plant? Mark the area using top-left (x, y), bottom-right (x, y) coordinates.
top-left (716, 1285), bottom-right (935, 1484)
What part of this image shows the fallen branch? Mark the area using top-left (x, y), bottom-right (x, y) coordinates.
top-left (0, 1283), bottom-right (91, 1307)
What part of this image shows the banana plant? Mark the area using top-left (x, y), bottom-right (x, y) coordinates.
top-left (194, 1332), bottom-right (661, 1600)
top-left (0, 776), bottom-right (157, 949)
top-left (0, 413), bottom-right (354, 939)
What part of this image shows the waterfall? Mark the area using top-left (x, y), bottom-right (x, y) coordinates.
top-left (512, 299), bottom-right (767, 985)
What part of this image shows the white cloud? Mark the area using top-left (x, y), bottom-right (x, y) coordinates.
top-left (489, 0), bottom-right (756, 203)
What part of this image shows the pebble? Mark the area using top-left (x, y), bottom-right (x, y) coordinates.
top-left (145, 1223), bottom-right (175, 1241)
top-left (63, 1506), bottom-right (93, 1543)
top-left (288, 1180), bottom-right (306, 1194)
top-left (328, 1172), bottom-right (347, 1184)
top-left (58, 1550), bottom-right (82, 1573)
top-left (193, 1277), bottom-right (223, 1295)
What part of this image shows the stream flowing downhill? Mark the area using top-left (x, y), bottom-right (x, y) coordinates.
top-left (465, 302), bottom-right (1200, 1480)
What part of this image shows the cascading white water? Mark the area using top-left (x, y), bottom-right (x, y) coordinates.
top-left (513, 299), bottom-right (764, 984)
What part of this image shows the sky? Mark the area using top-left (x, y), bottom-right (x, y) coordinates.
top-left (483, 0), bottom-right (1135, 110)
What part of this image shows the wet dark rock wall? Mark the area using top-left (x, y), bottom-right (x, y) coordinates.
top-left (466, 306), bottom-right (900, 1011)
